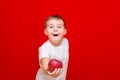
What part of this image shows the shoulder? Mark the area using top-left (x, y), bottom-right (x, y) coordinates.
top-left (61, 38), bottom-right (69, 48)
top-left (38, 40), bottom-right (50, 50)
top-left (63, 38), bottom-right (69, 44)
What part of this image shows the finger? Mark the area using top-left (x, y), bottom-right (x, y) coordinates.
top-left (47, 70), bottom-right (52, 75)
top-left (55, 68), bottom-right (60, 74)
top-left (47, 69), bottom-right (57, 75)
top-left (55, 68), bottom-right (62, 76)
top-left (57, 68), bottom-right (62, 75)
top-left (50, 69), bottom-right (58, 77)
top-left (59, 68), bottom-right (63, 74)
top-left (52, 68), bottom-right (57, 74)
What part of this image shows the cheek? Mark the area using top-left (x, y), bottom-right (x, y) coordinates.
top-left (61, 30), bottom-right (66, 35)
top-left (47, 29), bottom-right (53, 32)
top-left (60, 31), bottom-right (66, 36)
top-left (46, 29), bottom-right (52, 34)
top-left (64, 30), bottom-right (67, 35)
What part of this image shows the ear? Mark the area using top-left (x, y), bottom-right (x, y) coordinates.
top-left (44, 29), bottom-right (47, 36)
top-left (64, 29), bottom-right (67, 35)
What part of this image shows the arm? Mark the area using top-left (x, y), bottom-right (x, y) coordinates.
top-left (40, 57), bottom-right (62, 77)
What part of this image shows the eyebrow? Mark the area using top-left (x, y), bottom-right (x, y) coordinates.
top-left (47, 24), bottom-right (64, 26)
top-left (46, 24), bottom-right (53, 26)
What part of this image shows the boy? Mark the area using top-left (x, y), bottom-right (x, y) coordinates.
top-left (36, 14), bottom-right (69, 80)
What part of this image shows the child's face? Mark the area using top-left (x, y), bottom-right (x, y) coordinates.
top-left (44, 18), bottom-right (66, 46)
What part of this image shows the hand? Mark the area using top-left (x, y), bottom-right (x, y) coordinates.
top-left (47, 68), bottom-right (62, 77)
top-left (40, 57), bottom-right (62, 77)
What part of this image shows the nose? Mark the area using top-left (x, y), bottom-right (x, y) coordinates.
top-left (54, 27), bottom-right (58, 32)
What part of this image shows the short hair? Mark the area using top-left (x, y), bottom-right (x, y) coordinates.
top-left (44, 14), bottom-right (66, 28)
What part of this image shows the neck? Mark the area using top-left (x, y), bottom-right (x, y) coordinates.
top-left (49, 39), bottom-right (62, 47)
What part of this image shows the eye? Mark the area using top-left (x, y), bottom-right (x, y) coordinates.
top-left (48, 26), bottom-right (53, 28)
top-left (58, 26), bottom-right (62, 28)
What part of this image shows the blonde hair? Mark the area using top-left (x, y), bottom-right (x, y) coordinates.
top-left (44, 14), bottom-right (66, 28)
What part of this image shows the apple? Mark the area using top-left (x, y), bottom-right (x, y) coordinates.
top-left (48, 59), bottom-right (63, 72)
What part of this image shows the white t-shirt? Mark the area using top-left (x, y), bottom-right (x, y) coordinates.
top-left (36, 38), bottom-right (69, 80)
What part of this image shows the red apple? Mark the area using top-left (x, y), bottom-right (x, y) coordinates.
top-left (48, 59), bottom-right (63, 72)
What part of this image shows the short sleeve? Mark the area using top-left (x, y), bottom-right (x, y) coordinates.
top-left (38, 47), bottom-right (50, 61)
top-left (64, 38), bottom-right (69, 49)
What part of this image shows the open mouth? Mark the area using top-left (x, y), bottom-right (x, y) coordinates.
top-left (53, 34), bottom-right (59, 36)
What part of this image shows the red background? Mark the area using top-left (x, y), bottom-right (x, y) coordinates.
top-left (0, 0), bottom-right (120, 80)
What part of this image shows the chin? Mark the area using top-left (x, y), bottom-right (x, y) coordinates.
top-left (50, 38), bottom-right (62, 46)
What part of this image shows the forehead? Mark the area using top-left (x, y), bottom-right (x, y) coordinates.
top-left (46, 18), bottom-right (64, 25)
